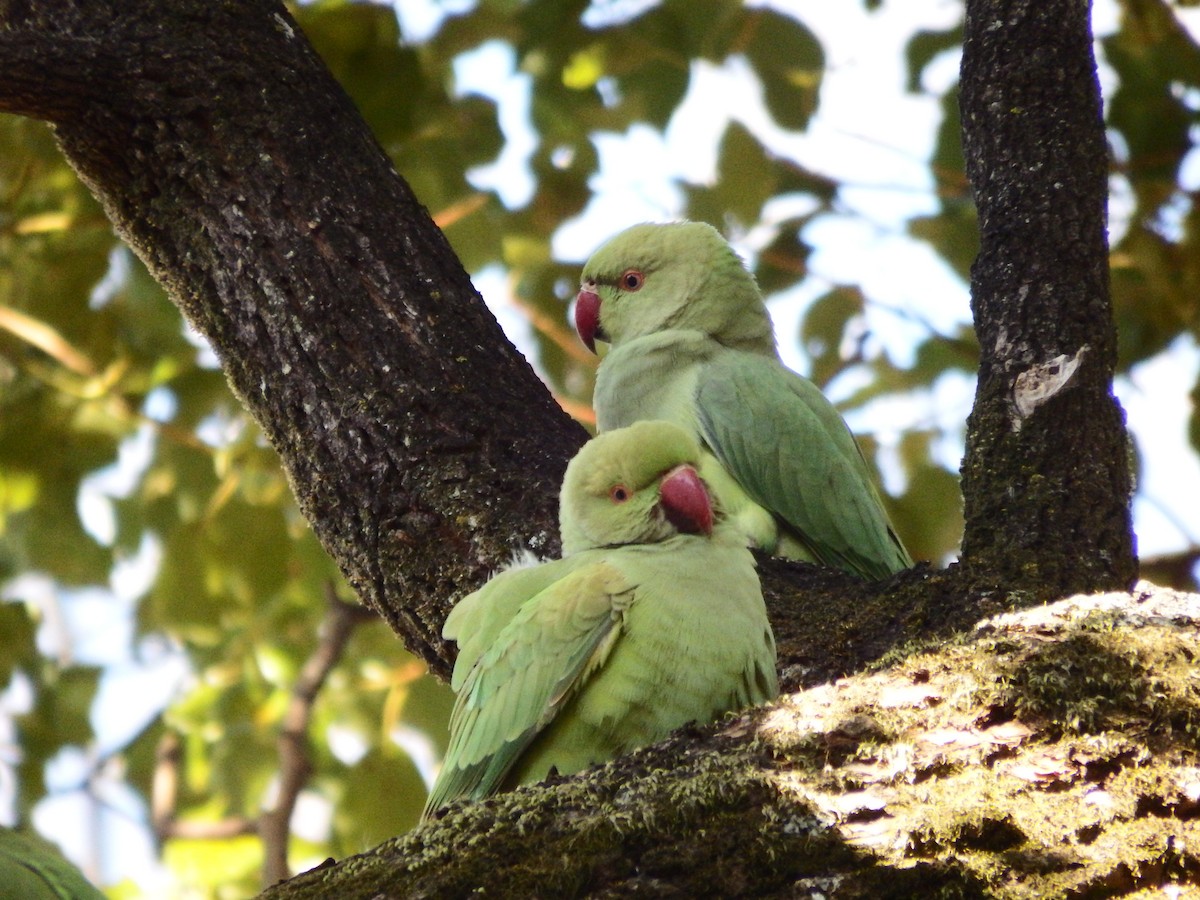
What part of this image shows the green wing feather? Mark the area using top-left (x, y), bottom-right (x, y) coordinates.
top-left (423, 562), bottom-right (634, 816)
top-left (444, 557), bottom-right (583, 692)
top-left (696, 351), bottom-right (911, 580)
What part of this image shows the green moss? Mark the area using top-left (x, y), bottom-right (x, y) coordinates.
top-left (264, 594), bottom-right (1200, 899)
top-left (910, 810), bottom-right (1026, 855)
top-left (996, 628), bottom-right (1200, 742)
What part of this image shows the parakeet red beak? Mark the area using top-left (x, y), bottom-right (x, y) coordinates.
top-left (659, 464), bottom-right (714, 536)
top-left (575, 288), bottom-right (601, 353)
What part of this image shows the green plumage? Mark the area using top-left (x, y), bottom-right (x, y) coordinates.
top-left (0, 828), bottom-right (106, 900)
top-left (423, 421), bottom-right (777, 818)
top-left (577, 221), bottom-right (912, 580)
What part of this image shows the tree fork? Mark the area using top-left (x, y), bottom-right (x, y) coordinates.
top-left (0, 0), bottom-right (993, 714)
top-left (0, 0), bottom-right (1168, 895)
top-left (958, 0), bottom-right (1137, 595)
top-left (0, 0), bottom-right (1139, 692)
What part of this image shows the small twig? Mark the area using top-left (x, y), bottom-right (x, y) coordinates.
top-left (1139, 549), bottom-right (1200, 592)
top-left (505, 279), bottom-right (597, 367)
top-left (150, 731), bottom-right (181, 842)
top-left (163, 817), bottom-right (258, 840)
top-left (259, 584), bottom-right (374, 888)
top-left (554, 394), bottom-right (596, 427)
top-left (0, 304), bottom-right (97, 376)
top-left (149, 729), bottom-right (257, 842)
top-left (431, 192), bottom-right (489, 230)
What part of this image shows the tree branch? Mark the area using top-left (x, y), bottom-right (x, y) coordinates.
top-left (0, 0), bottom-right (587, 672)
top-left (260, 585), bottom-right (373, 887)
top-left (149, 588), bottom-right (373, 878)
top-left (0, 32), bottom-right (116, 121)
top-left (152, 731), bottom-right (258, 842)
top-left (1140, 549), bottom-right (1200, 592)
top-left (261, 584), bottom-right (1200, 898)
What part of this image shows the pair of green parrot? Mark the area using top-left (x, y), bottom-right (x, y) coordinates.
top-left (424, 222), bottom-right (911, 818)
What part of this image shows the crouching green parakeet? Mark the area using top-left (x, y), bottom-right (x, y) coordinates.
top-left (575, 221), bottom-right (912, 581)
top-left (423, 421), bottom-right (777, 818)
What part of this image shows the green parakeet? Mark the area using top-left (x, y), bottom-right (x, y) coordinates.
top-left (423, 421), bottom-right (777, 818)
top-left (0, 828), bottom-right (106, 899)
top-left (575, 221), bottom-right (912, 581)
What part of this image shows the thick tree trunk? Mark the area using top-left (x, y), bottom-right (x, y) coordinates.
top-left (958, 0), bottom-right (1138, 596)
top-left (0, 0), bottom-right (586, 671)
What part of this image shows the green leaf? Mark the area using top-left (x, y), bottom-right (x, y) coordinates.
top-left (298, 4), bottom-right (422, 146)
top-left (0, 602), bottom-right (38, 690)
top-left (1110, 228), bottom-right (1197, 369)
top-left (333, 748), bottom-right (427, 850)
top-left (163, 834), bottom-right (261, 897)
top-left (1103, 2), bottom-right (1200, 215)
top-left (685, 122), bottom-right (772, 228)
top-left (801, 287), bottom-right (866, 389)
top-left (596, 6), bottom-right (692, 128)
top-left (904, 25), bottom-right (963, 93)
top-left (147, 522), bottom-right (223, 639)
top-left (17, 665), bottom-right (101, 813)
top-left (741, 8), bottom-right (823, 131)
top-left (1191, 378), bottom-right (1200, 457)
top-left (888, 431), bottom-right (964, 565)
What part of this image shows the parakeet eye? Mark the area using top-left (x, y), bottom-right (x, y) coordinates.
top-left (609, 484), bottom-right (631, 503)
top-left (620, 269), bottom-right (644, 291)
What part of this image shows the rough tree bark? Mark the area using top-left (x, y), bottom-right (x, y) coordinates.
top-left (264, 584), bottom-right (1200, 899)
top-left (0, 0), bottom-right (587, 673)
top-left (0, 0), bottom-right (1167, 896)
top-left (958, 0), bottom-right (1138, 596)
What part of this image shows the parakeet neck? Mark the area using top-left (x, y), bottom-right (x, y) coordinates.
top-left (717, 313), bottom-right (777, 356)
top-left (593, 331), bottom-right (713, 433)
top-left (695, 257), bottom-right (778, 356)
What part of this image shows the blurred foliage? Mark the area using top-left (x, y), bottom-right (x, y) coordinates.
top-left (0, 0), bottom-right (1198, 894)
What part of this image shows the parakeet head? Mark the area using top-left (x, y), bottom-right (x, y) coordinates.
top-left (559, 421), bottom-right (716, 555)
top-left (575, 221), bottom-right (776, 355)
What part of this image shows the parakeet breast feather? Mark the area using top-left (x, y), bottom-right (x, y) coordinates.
top-left (593, 330), bottom-right (711, 433)
top-left (507, 532), bottom-right (776, 784)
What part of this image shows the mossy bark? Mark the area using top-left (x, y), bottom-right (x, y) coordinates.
top-left (261, 586), bottom-right (1200, 899)
top-left (958, 0), bottom-right (1138, 596)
